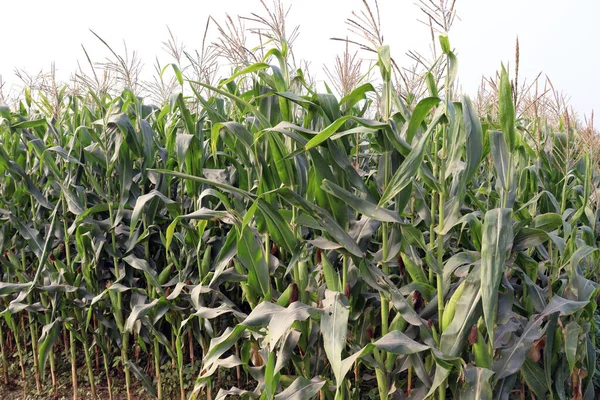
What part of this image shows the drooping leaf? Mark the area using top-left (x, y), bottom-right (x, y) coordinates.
top-left (373, 330), bottom-right (430, 354)
top-left (512, 228), bottom-right (549, 251)
top-left (126, 360), bottom-right (158, 398)
top-left (520, 358), bottom-right (548, 399)
top-left (124, 299), bottom-right (159, 333)
top-left (38, 319), bottom-right (62, 379)
top-left (129, 189), bottom-right (176, 235)
top-left (268, 302), bottom-right (320, 349)
top-left (493, 318), bottom-right (546, 380)
top-left (322, 179), bottom-right (400, 223)
top-left (532, 212), bottom-right (562, 232)
top-left (123, 254), bottom-right (161, 292)
top-left (278, 188), bottom-right (363, 257)
top-left (461, 366), bottom-right (494, 400)
top-left (274, 377), bottom-right (325, 400)
top-left (404, 96), bottom-right (441, 144)
top-left (321, 291), bottom-right (349, 388)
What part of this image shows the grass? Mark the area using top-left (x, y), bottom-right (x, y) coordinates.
top-left (0, 1), bottom-right (599, 399)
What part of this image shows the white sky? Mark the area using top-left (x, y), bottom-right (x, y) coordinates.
top-left (1, 0), bottom-right (598, 128)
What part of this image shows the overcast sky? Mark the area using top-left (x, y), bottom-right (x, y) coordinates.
top-left (1, 0), bottom-right (598, 128)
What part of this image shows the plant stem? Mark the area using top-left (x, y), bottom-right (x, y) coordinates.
top-left (28, 311), bottom-right (42, 393)
top-left (102, 348), bottom-right (114, 400)
top-left (176, 334), bottom-right (185, 400)
top-left (15, 322), bottom-right (26, 382)
top-left (154, 336), bottom-right (163, 400)
top-left (82, 331), bottom-right (97, 399)
top-left (70, 329), bottom-right (78, 400)
top-left (106, 182), bottom-right (131, 400)
top-left (436, 38), bottom-right (452, 399)
top-left (0, 323), bottom-right (8, 385)
top-left (374, 349), bottom-right (389, 400)
top-left (436, 188), bottom-right (445, 332)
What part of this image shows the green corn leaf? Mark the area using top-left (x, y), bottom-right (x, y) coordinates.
top-left (339, 83), bottom-right (375, 110)
top-left (211, 121), bottom-right (254, 166)
top-left (237, 227), bottom-right (271, 298)
top-left (188, 80), bottom-right (271, 129)
top-left (305, 116), bottom-right (352, 150)
top-left (462, 95), bottom-right (483, 185)
top-left (440, 265), bottom-right (482, 357)
top-left (126, 360), bottom-right (158, 398)
top-left (11, 118), bottom-right (47, 129)
top-left (38, 319), bottom-right (62, 380)
top-left (403, 96), bottom-right (441, 144)
top-left (316, 93), bottom-right (341, 122)
top-left (215, 387), bottom-right (258, 400)
top-left (540, 295), bottom-right (589, 317)
top-left (520, 358), bottom-right (548, 399)
top-left (461, 366), bottom-right (494, 400)
top-left (124, 299), bottom-right (159, 333)
top-left (274, 377), bottom-right (325, 400)
top-left (123, 254), bottom-right (161, 291)
top-left (492, 317), bottom-right (546, 380)
top-left (268, 302), bottom-right (321, 350)
top-left (278, 188), bottom-right (363, 257)
top-left (499, 64), bottom-right (516, 151)
top-left (9, 216), bottom-right (44, 258)
top-left (151, 168), bottom-right (255, 199)
top-left (543, 314), bottom-right (559, 395)
top-left (489, 130), bottom-right (510, 190)
top-left (321, 291), bottom-right (349, 388)
top-left (256, 199), bottom-right (297, 253)
top-left (59, 183), bottom-right (85, 215)
top-left (493, 295), bottom-right (587, 382)
top-left (267, 132), bottom-right (295, 186)
top-left (129, 189), bottom-right (176, 235)
top-left (201, 302), bottom-right (288, 368)
top-left (564, 321), bottom-right (580, 374)
top-left (377, 45), bottom-right (392, 82)
top-left (512, 228), bottom-right (549, 251)
top-left (532, 212), bottom-right (563, 232)
top-left (569, 245), bottom-right (598, 275)
top-left (321, 179), bottom-right (400, 223)
top-left (321, 253), bottom-right (341, 292)
top-left (219, 62), bottom-right (270, 86)
top-left (360, 261), bottom-right (424, 326)
top-left (275, 91), bottom-right (317, 109)
top-left (0, 282), bottom-right (31, 296)
top-left (264, 351), bottom-right (278, 399)
top-left (480, 208), bottom-right (513, 344)
top-left (379, 106), bottom-right (445, 206)
top-left (425, 363), bottom-right (452, 399)
top-left (161, 63), bottom-right (184, 85)
top-left (373, 330), bottom-right (430, 354)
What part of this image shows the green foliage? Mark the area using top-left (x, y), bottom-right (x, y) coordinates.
top-left (0, 16), bottom-right (598, 400)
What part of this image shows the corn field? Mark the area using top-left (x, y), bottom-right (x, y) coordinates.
top-left (0, 2), bottom-right (599, 399)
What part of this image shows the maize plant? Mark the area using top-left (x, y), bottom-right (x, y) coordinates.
top-left (0, 4), bottom-right (598, 400)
